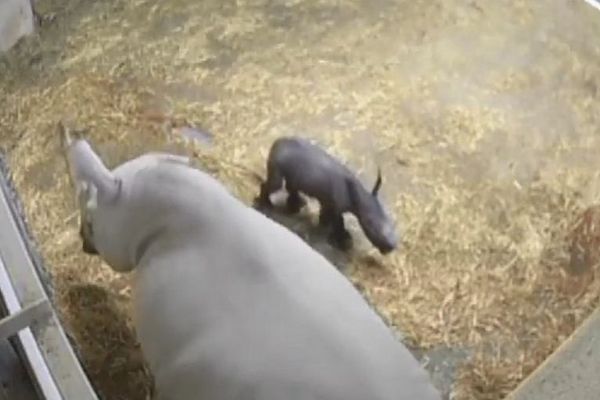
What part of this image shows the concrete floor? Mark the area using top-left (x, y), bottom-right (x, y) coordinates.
top-left (508, 306), bottom-right (600, 400)
top-left (0, 338), bottom-right (39, 400)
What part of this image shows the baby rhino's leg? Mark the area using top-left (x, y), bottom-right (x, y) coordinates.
top-left (319, 205), bottom-right (335, 227)
top-left (285, 183), bottom-right (307, 214)
top-left (255, 162), bottom-right (284, 209)
top-left (329, 213), bottom-right (353, 251)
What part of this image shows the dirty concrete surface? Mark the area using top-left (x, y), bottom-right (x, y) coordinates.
top-left (508, 306), bottom-right (600, 400)
top-left (0, 338), bottom-right (40, 400)
top-left (2, 0), bottom-right (600, 399)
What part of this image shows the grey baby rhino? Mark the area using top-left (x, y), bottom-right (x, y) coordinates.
top-left (63, 131), bottom-right (439, 400)
top-left (256, 136), bottom-right (399, 254)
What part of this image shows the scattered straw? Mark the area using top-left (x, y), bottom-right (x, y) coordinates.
top-left (2, 0), bottom-right (600, 399)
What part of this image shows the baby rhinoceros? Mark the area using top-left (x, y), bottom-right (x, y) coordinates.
top-left (256, 136), bottom-right (399, 254)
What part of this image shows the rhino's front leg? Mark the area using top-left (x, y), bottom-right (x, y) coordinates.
top-left (319, 206), bottom-right (334, 227)
top-left (285, 187), bottom-right (307, 214)
top-left (329, 213), bottom-right (353, 250)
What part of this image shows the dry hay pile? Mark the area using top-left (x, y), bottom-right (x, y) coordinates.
top-left (1, 0), bottom-right (600, 399)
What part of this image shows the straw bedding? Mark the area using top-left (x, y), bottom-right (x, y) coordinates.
top-left (1, 0), bottom-right (600, 399)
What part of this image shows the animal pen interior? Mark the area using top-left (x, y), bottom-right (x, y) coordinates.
top-left (2, 0), bottom-right (600, 399)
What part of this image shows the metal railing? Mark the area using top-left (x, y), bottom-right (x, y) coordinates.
top-left (0, 156), bottom-right (98, 400)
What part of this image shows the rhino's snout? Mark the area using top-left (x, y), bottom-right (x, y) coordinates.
top-left (373, 220), bottom-right (399, 255)
top-left (375, 235), bottom-right (398, 255)
top-left (377, 242), bottom-right (396, 255)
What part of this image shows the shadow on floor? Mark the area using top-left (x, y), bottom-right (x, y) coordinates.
top-left (62, 283), bottom-right (152, 400)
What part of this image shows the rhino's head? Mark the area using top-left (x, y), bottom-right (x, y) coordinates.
top-left (62, 128), bottom-right (190, 272)
top-left (347, 168), bottom-right (399, 254)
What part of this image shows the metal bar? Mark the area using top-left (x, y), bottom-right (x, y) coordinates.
top-left (0, 338), bottom-right (40, 400)
top-left (0, 163), bottom-right (98, 399)
top-left (0, 256), bottom-right (61, 400)
top-left (0, 298), bottom-right (52, 340)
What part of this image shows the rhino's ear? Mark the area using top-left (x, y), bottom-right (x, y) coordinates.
top-left (66, 139), bottom-right (121, 205)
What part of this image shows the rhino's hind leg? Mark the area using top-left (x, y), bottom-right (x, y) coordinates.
top-left (285, 186), bottom-right (307, 214)
top-left (329, 214), bottom-right (353, 251)
top-left (319, 206), bottom-right (334, 227)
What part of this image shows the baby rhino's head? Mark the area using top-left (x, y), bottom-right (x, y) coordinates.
top-left (347, 169), bottom-right (399, 254)
top-left (64, 134), bottom-right (190, 272)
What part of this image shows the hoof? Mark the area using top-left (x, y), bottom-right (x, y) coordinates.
top-left (329, 230), bottom-right (353, 251)
top-left (318, 210), bottom-right (333, 227)
top-left (285, 194), bottom-right (306, 214)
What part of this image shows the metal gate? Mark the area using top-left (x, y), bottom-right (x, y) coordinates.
top-left (0, 155), bottom-right (98, 400)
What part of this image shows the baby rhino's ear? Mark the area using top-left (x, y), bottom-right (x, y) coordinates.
top-left (371, 167), bottom-right (382, 197)
top-left (61, 125), bottom-right (121, 206)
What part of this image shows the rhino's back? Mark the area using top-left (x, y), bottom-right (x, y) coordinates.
top-left (269, 136), bottom-right (355, 210)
